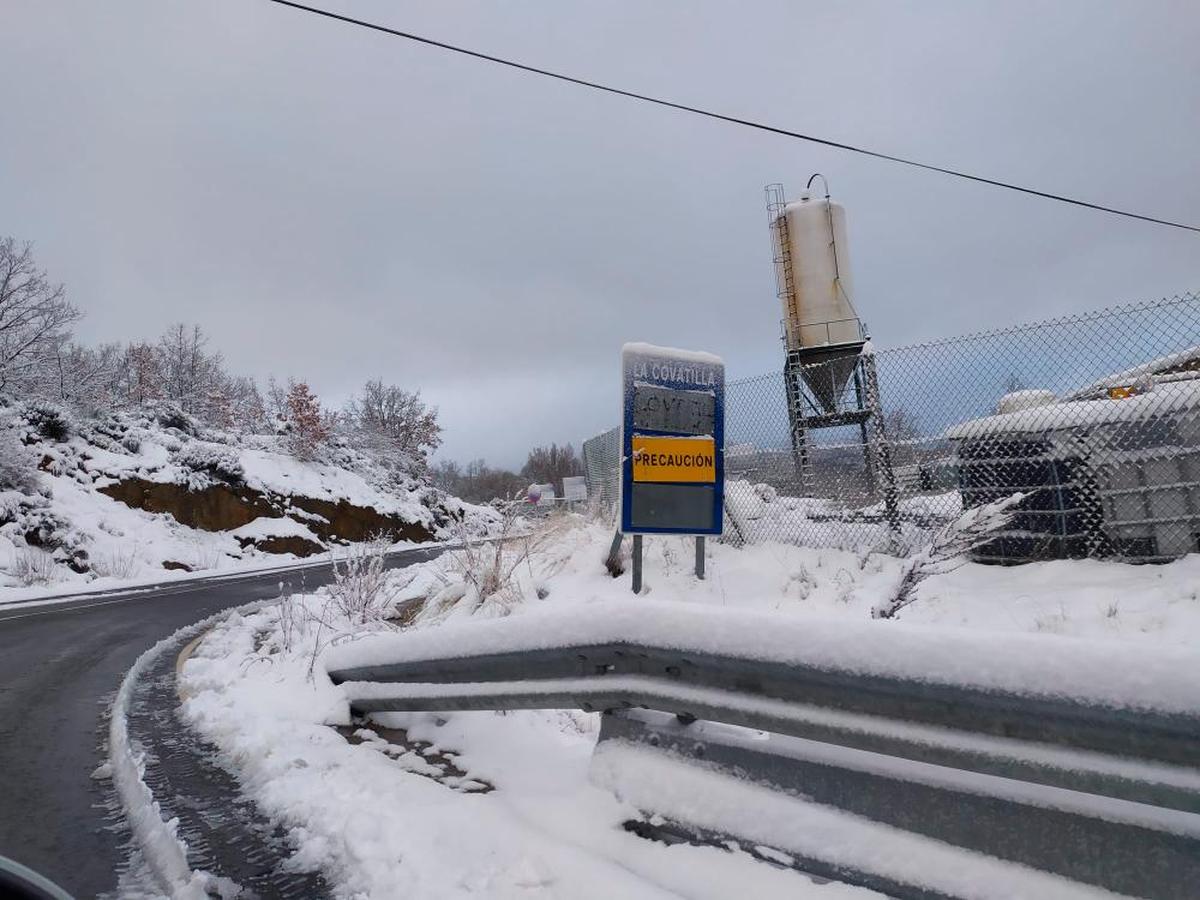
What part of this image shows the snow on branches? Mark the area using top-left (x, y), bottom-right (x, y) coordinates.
top-left (0, 421), bottom-right (38, 494)
top-left (0, 238), bottom-right (81, 395)
top-left (343, 380), bottom-right (442, 476)
top-left (872, 492), bottom-right (1025, 619)
top-left (284, 380), bottom-right (329, 461)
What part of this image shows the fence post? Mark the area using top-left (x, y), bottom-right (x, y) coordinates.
top-left (861, 347), bottom-right (901, 539)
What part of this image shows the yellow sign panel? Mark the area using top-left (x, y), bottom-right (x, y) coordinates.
top-left (632, 435), bottom-right (716, 483)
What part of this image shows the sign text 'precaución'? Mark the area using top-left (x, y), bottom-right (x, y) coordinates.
top-left (631, 436), bottom-right (716, 483)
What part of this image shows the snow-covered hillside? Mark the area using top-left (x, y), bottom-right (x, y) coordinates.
top-left (0, 400), bottom-right (492, 600)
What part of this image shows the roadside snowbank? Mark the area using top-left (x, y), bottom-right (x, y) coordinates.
top-left (181, 597), bottom-right (874, 899)
top-left (179, 518), bottom-right (1199, 897)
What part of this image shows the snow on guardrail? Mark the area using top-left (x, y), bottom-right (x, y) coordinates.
top-left (324, 599), bottom-right (1200, 715)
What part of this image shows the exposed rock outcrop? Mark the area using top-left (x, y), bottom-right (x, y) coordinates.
top-left (287, 495), bottom-right (431, 544)
top-left (100, 476), bottom-right (434, 553)
top-left (100, 479), bottom-right (277, 532)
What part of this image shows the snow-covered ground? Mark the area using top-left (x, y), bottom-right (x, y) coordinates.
top-left (1, 470), bottom-right (252, 603)
top-left (385, 517), bottom-right (1199, 645)
top-left (724, 479), bottom-right (962, 553)
top-left (175, 517), bottom-right (1200, 898)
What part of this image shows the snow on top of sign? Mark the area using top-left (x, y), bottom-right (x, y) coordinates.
top-left (622, 342), bottom-right (724, 366)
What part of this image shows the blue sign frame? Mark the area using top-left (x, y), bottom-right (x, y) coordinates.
top-left (620, 343), bottom-right (725, 535)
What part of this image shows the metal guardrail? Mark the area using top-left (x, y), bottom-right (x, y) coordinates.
top-left (330, 642), bottom-right (1200, 899)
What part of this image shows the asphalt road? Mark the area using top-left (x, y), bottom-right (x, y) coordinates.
top-left (0, 547), bottom-right (447, 899)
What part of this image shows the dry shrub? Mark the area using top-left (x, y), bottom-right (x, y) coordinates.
top-left (872, 492), bottom-right (1023, 619)
top-left (12, 548), bottom-right (57, 586)
top-left (91, 547), bottom-right (138, 579)
top-left (328, 537), bottom-right (396, 624)
top-left (421, 502), bottom-right (572, 621)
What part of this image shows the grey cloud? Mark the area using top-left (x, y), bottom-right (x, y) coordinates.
top-left (2, 0), bottom-right (1196, 467)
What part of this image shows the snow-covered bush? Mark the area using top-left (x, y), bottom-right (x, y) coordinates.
top-left (90, 546), bottom-right (138, 579)
top-left (12, 547), bottom-right (56, 586)
top-left (175, 443), bottom-right (245, 487)
top-left (150, 401), bottom-right (198, 436)
top-left (22, 400), bottom-right (73, 442)
top-left (417, 504), bottom-right (566, 622)
top-left (0, 425), bottom-right (38, 494)
top-left (17, 504), bottom-right (88, 569)
top-left (327, 538), bottom-right (397, 624)
top-left (80, 412), bottom-right (144, 455)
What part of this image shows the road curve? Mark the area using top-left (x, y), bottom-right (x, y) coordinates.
top-left (0, 546), bottom-right (447, 899)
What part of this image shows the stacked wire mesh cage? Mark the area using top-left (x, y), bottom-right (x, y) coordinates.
top-left (950, 350), bottom-right (1200, 563)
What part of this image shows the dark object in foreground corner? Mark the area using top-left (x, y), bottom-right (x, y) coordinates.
top-left (0, 857), bottom-right (74, 900)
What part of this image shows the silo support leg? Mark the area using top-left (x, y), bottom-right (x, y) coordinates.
top-left (862, 352), bottom-right (901, 539)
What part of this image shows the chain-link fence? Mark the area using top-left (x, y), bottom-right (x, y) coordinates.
top-left (585, 292), bottom-right (1200, 564)
top-left (582, 426), bottom-right (620, 517)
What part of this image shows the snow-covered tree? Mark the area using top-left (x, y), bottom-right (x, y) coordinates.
top-left (284, 380), bottom-right (328, 460)
top-left (343, 379), bottom-right (441, 474)
top-left (116, 342), bottom-right (164, 406)
top-left (0, 238), bottom-right (81, 395)
top-left (0, 421), bottom-right (38, 493)
top-left (50, 341), bottom-right (122, 409)
top-left (222, 375), bottom-right (267, 432)
top-left (157, 323), bottom-right (224, 418)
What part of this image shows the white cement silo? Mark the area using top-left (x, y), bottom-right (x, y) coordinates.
top-left (778, 191), bottom-right (862, 350)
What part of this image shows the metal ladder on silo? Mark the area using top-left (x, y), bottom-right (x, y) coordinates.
top-left (766, 183), bottom-right (815, 492)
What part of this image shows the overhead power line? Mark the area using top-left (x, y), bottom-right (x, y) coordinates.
top-left (263, 0), bottom-right (1199, 235)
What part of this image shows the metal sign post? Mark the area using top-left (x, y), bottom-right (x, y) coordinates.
top-left (619, 343), bottom-right (725, 593)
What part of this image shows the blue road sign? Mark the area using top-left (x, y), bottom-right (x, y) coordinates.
top-left (620, 343), bottom-right (725, 535)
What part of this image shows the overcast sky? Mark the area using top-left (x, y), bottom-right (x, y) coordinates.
top-left (2, 1), bottom-right (1197, 467)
